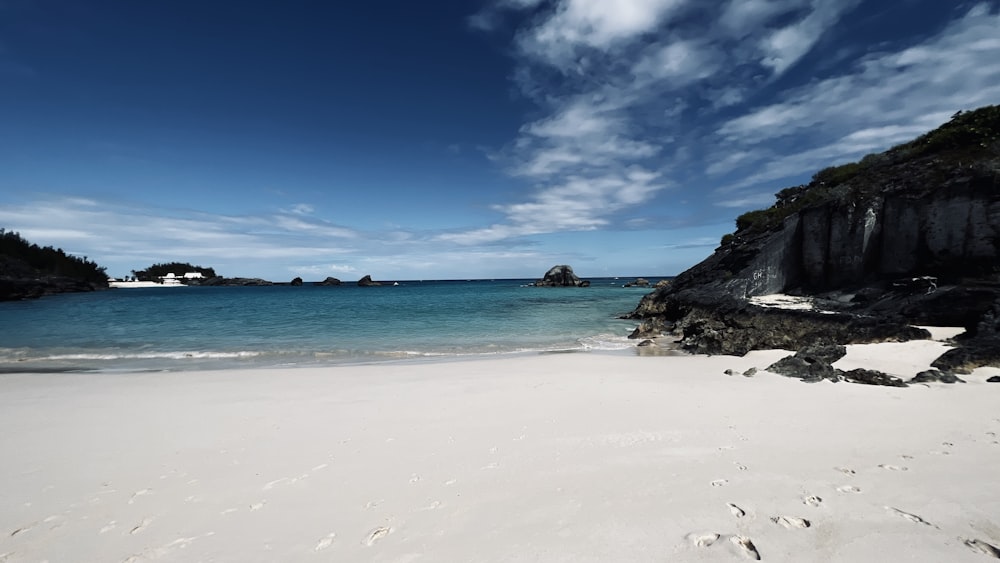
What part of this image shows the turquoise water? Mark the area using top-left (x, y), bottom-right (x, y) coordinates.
top-left (0, 278), bottom-right (663, 372)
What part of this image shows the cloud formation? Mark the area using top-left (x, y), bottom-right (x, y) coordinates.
top-left (463, 0), bottom-right (1000, 237)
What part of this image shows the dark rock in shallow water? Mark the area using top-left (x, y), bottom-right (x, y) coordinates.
top-left (357, 274), bottom-right (381, 287)
top-left (316, 277), bottom-right (342, 286)
top-left (628, 318), bottom-right (667, 340)
top-left (841, 369), bottom-right (907, 387)
top-left (743, 367), bottom-right (757, 377)
top-left (988, 376), bottom-right (1000, 383)
top-left (637, 339), bottom-right (654, 347)
top-left (290, 277), bottom-right (303, 286)
top-left (624, 278), bottom-right (650, 287)
top-left (534, 265), bottom-right (588, 287)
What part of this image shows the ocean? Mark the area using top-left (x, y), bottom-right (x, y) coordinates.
top-left (0, 278), bottom-right (665, 372)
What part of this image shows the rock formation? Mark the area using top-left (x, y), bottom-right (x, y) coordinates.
top-left (628, 104), bottom-right (1000, 375)
top-left (534, 265), bottom-right (590, 287)
top-left (624, 278), bottom-right (650, 287)
top-left (290, 277), bottom-right (303, 286)
top-left (357, 275), bottom-right (381, 287)
top-left (316, 277), bottom-right (342, 286)
top-left (190, 276), bottom-right (273, 286)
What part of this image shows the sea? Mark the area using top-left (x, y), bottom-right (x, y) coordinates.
top-left (0, 278), bottom-right (667, 373)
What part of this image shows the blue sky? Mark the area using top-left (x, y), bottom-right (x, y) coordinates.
top-left (2, 0), bottom-right (999, 281)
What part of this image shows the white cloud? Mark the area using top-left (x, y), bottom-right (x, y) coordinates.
top-left (712, 3), bottom-right (1000, 195)
top-left (758, 0), bottom-right (861, 75)
top-left (517, 0), bottom-right (688, 68)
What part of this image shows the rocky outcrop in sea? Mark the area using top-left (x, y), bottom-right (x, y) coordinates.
top-left (534, 265), bottom-right (590, 287)
top-left (627, 105), bottom-right (1000, 380)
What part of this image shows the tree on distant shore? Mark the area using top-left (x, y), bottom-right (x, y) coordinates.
top-left (0, 229), bottom-right (108, 283)
top-left (131, 262), bottom-right (217, 281)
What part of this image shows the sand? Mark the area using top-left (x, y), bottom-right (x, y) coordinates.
top-left (2, 343), bottom-right (1000, 562)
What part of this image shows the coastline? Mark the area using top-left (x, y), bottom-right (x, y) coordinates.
top-left (2, 344), bottom-right (999, 562)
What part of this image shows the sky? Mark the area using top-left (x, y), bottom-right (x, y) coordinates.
top-left (2, 1), bottom-right (999, 281)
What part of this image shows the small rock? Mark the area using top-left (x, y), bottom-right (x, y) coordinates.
top-left (842, 368), bottom-right (907, 387)
top-left (911, 369), bottom-right (965, 384)
top-left (743, 367), bottom-right (757, 377)
top-left (724, 369), bottom-right (736, 376)
top-left (988, 376), bottom-right (1000, 383)
top-left (637, 339), bottom-right (654, 347)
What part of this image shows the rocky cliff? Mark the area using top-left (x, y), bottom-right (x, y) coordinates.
top-left (629, 105), bottom-right (1000, 368)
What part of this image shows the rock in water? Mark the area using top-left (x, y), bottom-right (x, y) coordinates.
top-left (534, 265), bottom-right (588, 287)
top-left (290, 277), bottom-right (303, 286)
top-left (357, 274), bottom-right (382, 287)
top-left (316, 277), bottom-right (342, 286)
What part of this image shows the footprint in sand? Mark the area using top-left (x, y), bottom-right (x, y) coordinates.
top-left (129, 518), bottom-right (152, 535)
top-left (686, 532), bottom-right (720, 547)
top-left (128, 489), bottom-right (151, 504)
top-left (10, 522), bottom-right (36, 537)
top-left (963, 538), bottom-right (1000, 558)
top-left (727, 503), bottom-right (746, 518)
top-left (885, 507), bottom-right (934, 527)
top-left (730, 535), bottom-right (761, 560)
top-left (314, 532), bottom-right (336, 551)
top-left (836, 485), bottom-right (861, 494)
top-left (99, 521), bottom-right (117, 534)
top-left (711, 479), bottom-right (729, 487)
top-left (771, 516), bottom-right (811, 529)
top-left (734, 462), bottom-right (748, 471)
top-left (363, 526), bottom-right (391, 546)
top-left (878, 464), bottom-right (908, 471)
top-left (834, 467), bottom-right (856, 475)
top-left (802, 495), bottom-right (823, 507)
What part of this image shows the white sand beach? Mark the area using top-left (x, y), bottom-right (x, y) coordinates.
top-left (2, 343), bottom-right (1000, 562)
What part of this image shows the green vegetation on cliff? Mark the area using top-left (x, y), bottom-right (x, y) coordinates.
top-left (0, 229), bottom-right (107, 283)
top-left (729, 104), bottom-right (1000, 241)
top-left (132, 262), bottom-right (217, 281)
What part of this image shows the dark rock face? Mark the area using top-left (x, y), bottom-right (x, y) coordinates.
top-left (290, 277), bottom-right (303, 286)
top-left (535, 265), bottom-right (588, 287)
top-left (628, 106), bottom-right (1000, 368)
top-left (316, 277), bottom-right (342, 286)
top-left (357, 275), bottom-right (381, 287)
